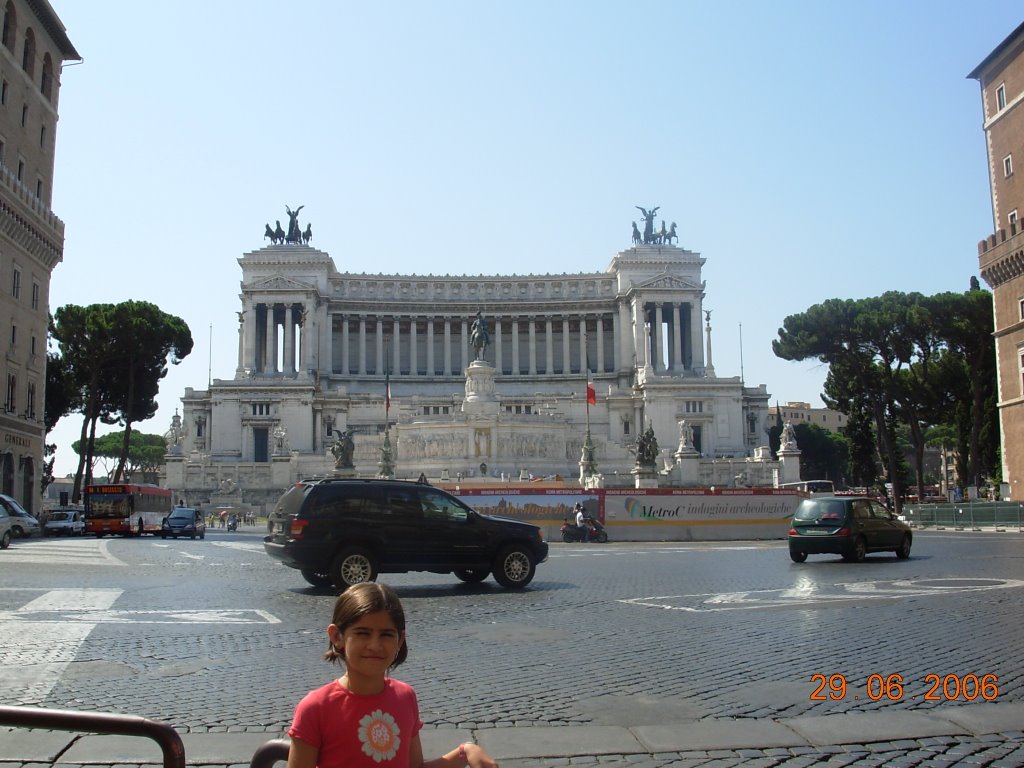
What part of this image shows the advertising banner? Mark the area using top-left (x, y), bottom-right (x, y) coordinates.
top-left (452, 486), bottom-right (800, 542)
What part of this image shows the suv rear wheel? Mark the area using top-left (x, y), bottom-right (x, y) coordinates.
top-left (492, 545), bottom-right (536, 589)
top-left (454, 568), bottom-right (489, 583)
top-left (301, 568), bottom-right (333, 588)
top-left (331, 548), bottom-right (378, 588)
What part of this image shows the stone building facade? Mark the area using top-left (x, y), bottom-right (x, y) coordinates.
top-left (0, 1), bottom-right (77, 513)
top-left (970, 22), bottom-right (1024, 500)
top-left (168, 222), bottom-right (778, 510)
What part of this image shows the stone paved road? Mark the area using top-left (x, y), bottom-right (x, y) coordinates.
top-left (1, 528), bottom-right (1023, 766)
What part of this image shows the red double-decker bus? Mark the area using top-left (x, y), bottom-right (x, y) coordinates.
top-left (83, 483), bottom-right (174, 537)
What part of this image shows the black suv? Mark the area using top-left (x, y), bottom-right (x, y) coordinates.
top-left (264, 479), bottom-right (549, 589)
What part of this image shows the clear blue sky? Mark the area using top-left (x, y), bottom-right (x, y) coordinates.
top-left (46, 1), bottom-right (1022, 478)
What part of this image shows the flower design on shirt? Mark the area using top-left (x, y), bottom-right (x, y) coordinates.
top-left (358, 709), bottom-right (400, 763)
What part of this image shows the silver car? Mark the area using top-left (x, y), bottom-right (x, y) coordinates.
top-left (44, 507), bottom-right (85, 536)
top-left (0, 494), bottom-right (39, 538)
top-left (0, 507), bottom-right (11, 548)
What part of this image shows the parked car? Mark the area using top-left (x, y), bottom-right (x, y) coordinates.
top-left (264, 478), bottom-right (549, 589)
top-left (44, 507), bottom-right (85, 536)
top-left (0, 506), bottom-right (11, 548)
top-left (0, 495), bottom-right (40, 538)
top-left (788, 495), bottom-right (913, 563)
top-left (160, 506), bottom-right (206, 540)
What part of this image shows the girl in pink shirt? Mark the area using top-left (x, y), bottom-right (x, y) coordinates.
top-left (288, 583), bottom-right (497, 768)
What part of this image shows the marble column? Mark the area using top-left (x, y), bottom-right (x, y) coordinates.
top-left (444, 318), bottom-right (452, 375)
top-left (672, 303), bottom-right (683, 372)
top-left (616, 301), bottom-right (631, 372)
top-left (264, 303), bottom-right (276, 374)
top-left (410, 318), bottom-right (418, 375)
top-left (631, 298), bottom-right (646, 369)
top-left (341, 316), bottom-right (350, 375)
top-left (654, 303), bottom-right (664, 373)
top-left (528, 319), bottom-right (537, 375)
top-left (596, 315), bottom-right (605, 374)
top-left (427, 320), bottom-right (435, 375)
top-left (461, 318), bottom-right (469, 370)
top-left (578, 317), bottom-right (587, 374)
top-left (284, 306), bottom-right (296, 374)
top-left (392, 318), bottom-right (401, 375)
top-left (565, 319), bottom-right (573, 376)
top-left (243, 301), bottom-right (255, 373)
top-left (545, 318), bottom-right (554, 375)
top-left (236, 308), bottom-right (245, 375)
top-left (690, 304), bottom-right (703, 370)
top-left (494, 317), bottom-right (503, 373)
top-left (358, 316), bottom-right (367, 375)
top-left (375, 319), bottom-right (384, 376)
top-left (511, 319), bottom-right (520, 375)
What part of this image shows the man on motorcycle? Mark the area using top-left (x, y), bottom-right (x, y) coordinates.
top-left (574, 503), bottom-right (589, 542)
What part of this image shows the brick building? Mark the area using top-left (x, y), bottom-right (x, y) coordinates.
top-left (0, 1), bottom-right (77, 512)
top-left (969, 21), bottom-right (1024, 500)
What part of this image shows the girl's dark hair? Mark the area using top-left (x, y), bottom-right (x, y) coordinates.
top-left (325, 582), bottom-right (408, 668)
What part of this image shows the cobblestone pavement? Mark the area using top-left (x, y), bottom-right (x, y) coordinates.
top-left (1, 529), bottom-right (1023, 765)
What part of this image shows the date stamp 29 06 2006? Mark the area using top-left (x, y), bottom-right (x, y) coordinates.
top-left (810, 674), bottom-right (999, 702)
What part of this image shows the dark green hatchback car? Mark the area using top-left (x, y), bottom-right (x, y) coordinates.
top-left (788, 495), bottom-right (912, 563)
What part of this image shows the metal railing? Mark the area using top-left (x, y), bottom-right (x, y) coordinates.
top-left (0, 705), bottom-right (291, 768)
top-left (0, 705), bottom-right (185, 768)
top-left (249, 737), bottom-right (290, 768)
top-left (902, 501), bottom-right (1024, 531)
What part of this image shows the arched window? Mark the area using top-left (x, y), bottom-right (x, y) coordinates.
top-left (19, 456), bottom-right (33, 513)
top-left (41, 53), bottom-right (53, 100)
top-left (21, 27), bottom-right (34, 77)
top-left (1, 453), bottom-right (13, 496)
top-left (1, 2), bottom-right (15, 53)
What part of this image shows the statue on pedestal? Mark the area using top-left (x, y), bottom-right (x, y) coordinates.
top-left (332, 430), bottom-right (355, 469)
top-left (630, 424), bottom-right (659, 469)
top-left (470, 311), bottom-right (490, 361)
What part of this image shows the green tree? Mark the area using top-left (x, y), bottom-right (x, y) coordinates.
top-left (50, 302), bottom-right (192, 501)
top-left (792, 422), bottom-right (849, 486)
top-left (77, 431), bottom-right (167, 484)
top-left (42, 331), bottom-right (82, 493)
top-left (774, 294), bottom-right (910, 512)
top-left (104, 301), bottom-right (192, 481)
top-left (774, 288), bottom-right (1000, 505)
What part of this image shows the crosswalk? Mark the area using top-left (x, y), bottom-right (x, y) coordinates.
top-left (0, 586), bottom-right (281, 705)
top-left (0, 537), bottom-right (127, 566)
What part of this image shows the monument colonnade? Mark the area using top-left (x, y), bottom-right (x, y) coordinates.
top-left (235, 295), bottom-right (705, 379)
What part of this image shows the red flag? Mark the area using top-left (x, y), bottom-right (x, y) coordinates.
top-left (586, 378), bottom-right (596, 406)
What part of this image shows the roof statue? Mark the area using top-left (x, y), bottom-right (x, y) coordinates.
top-left (632, 205), bottom-right (679, 246)
top-left (263, 206), bottom-right (312, 246)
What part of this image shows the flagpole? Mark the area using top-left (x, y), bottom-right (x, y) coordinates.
top-left (581, 345), bottom-right (597, 479)
top-left (380, 335), bottom-right (394, 479)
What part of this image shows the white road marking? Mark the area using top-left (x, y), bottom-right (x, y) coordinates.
top-left (0, 588), bottom-right (281, 705)
top-left (619, 577), bottom-right (1024, 613)
top-left (0, 537), bottom-right (127, 566)
top-left (0, 588), bottom-right (121, 704)
top-left (211, 541), bottom-right (265, 553)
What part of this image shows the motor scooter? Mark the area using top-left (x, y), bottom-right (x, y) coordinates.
top-left (227, 514), bottom-right (238, 532)
top-left (560, 515), bottom-right (608, 543)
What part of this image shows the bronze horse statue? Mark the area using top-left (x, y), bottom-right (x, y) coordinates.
top-left (264, 223), bottom-right (284, 245)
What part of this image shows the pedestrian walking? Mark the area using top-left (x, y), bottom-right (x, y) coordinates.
top-left (287, 582), bottom-right (498, 768)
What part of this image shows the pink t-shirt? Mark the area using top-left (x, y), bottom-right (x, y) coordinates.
top-left (289, 678), bottom-right (423, 767)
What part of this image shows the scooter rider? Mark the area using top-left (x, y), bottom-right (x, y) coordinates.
top-left (574, 502), bottom-right (589, 542)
